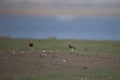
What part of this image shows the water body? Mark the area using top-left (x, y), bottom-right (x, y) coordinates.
top-left (0, 15), bottom-right (120, 40)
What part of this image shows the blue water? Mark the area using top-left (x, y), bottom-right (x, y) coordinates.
top-left (0, 15), bottom-right (120, 40)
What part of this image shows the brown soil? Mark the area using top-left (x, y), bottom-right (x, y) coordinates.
top-left (0, 50), bottom-right (120, 79)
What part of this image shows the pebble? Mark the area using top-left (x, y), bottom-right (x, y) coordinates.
top-left (13, 51), bottom-right (16, 54)
top-left (21, 51), bottom-right (24, 53)
top-left (62, 59), bottom-right (66, 63)
top-left (42, 50), bottom-right (46, 53)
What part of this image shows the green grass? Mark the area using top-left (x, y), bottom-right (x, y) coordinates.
top-left (0, 38), bottom-right (120, 54)
top-left (9, 70), bottom-right (120, 80)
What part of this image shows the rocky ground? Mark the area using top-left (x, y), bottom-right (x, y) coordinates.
top-left (0, 50), bottom-right (120, 80)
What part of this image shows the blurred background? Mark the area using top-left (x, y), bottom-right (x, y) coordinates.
top-left (0, 0), bottom-right (120, 40)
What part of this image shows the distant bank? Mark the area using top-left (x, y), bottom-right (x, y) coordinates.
top-left (0, 7), bottom-right (120, 16)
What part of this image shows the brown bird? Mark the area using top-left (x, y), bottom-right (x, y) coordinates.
top-left (29, 39), bottom-right (34, 47)
top-left (28, 39), bottom-right (34, 50)
top-left (68, 40), bottom-right (76, 50)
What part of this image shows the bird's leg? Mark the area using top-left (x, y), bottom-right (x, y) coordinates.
top-left (71, 48), bottom-right (74, 52)
top-left (29, 47), bottom-right (34, 51)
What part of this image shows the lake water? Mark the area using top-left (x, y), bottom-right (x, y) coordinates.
top-left (0, 15), bottom-right (120, 40)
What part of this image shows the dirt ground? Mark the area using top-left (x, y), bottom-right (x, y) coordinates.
top-left (0, 50), bottom-right (120, 79)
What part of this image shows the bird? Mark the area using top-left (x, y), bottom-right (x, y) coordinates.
top-left (68, 40), bottom-right (76, 50)
top-left (28, 39), bottom-right (34, 50)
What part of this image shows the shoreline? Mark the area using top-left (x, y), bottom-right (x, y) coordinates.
top-left (0, 7), bottom-right (120, 16)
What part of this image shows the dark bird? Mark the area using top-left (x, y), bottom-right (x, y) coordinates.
top-left (29, 39), bottom-right (34, 47)
top-left (68, 41), bottom-right (76, 50)
top-left (28, 39), bottom-right (34, 50)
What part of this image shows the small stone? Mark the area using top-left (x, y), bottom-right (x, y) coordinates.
top-left (21, 51), bottom-right (24, 53)
top-left (43, 53), bottom-right (47, 56)
top-left (13, 51), bottom-right (15, 54)
top-left (62, 59), bottom-right (66, 63)
top-left (42, 50), bottom-right (46, 53)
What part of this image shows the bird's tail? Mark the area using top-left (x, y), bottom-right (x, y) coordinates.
top-left (73, 47), bottom-right (76, 49)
